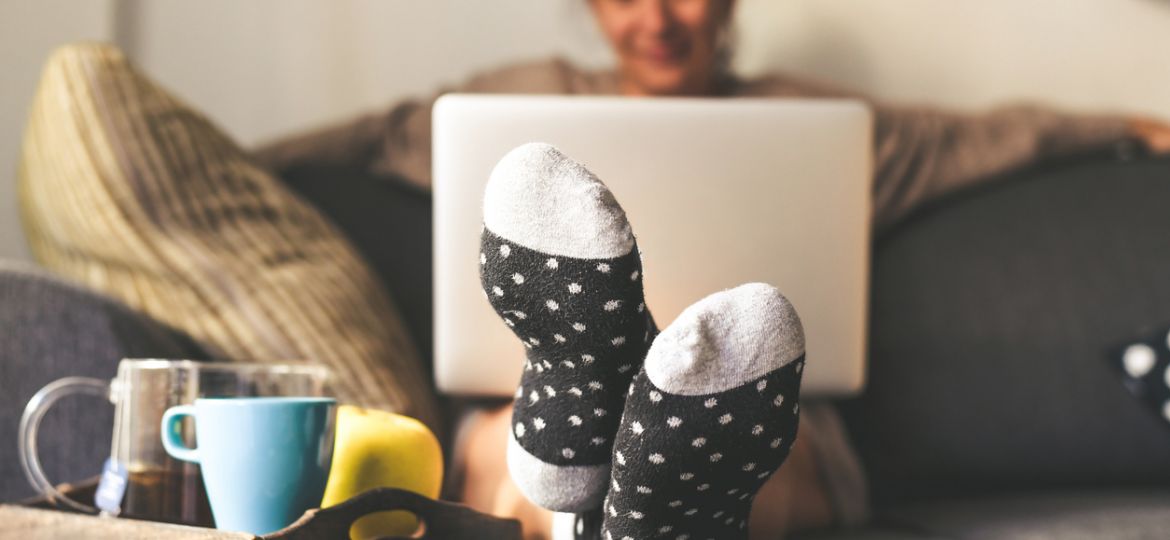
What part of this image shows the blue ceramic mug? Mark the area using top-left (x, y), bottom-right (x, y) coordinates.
top-left (160, 397), bottom-right (336, 535)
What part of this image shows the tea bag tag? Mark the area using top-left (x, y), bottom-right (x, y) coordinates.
top-left (94, 458), bottom-right (128, 516)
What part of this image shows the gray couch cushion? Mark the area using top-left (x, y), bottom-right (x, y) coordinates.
top-left (793, 528), bottom-right (944, 540)
top-left (793, 490), bottom-right (1170, 540)
top-left (839, 155), bottom-right (1170, 504)
top-left (882, 490), bottom-right (1170, 540)
top-left (0, 263), bottom-right (207, 502)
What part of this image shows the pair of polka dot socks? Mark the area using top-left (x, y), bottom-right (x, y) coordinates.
top-left (480, 143), bottom-right (805, 539)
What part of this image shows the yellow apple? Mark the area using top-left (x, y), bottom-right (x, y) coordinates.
top-left (321, 405), bottom-right (443, 539)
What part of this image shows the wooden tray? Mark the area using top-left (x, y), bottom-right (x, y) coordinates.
top-left (5, 481), bottom-right (521, 540)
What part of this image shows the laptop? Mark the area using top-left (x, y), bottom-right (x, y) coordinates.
top-left (433, 95), bottom-right (871, 398)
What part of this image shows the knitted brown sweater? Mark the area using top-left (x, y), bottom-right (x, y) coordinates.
top-left (255, 58), bottom-right (1133, 231)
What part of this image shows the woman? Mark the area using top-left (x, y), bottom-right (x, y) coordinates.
top-left (260, 1), bottom-right (1170, 233)
top-left (257, 1), bottom-right (1170, 537)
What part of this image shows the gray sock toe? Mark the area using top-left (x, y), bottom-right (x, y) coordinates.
top-left (507, 434), bottom-right (611, 513)
top-left (645, 282), bottom-right (804, 396)
top-left (601, 283), bottom-right (806, 540)
top-left (484, 142), bottom-right (635, 259)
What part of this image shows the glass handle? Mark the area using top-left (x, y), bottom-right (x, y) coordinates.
top-left (19, 376), bottom-right (110, 514)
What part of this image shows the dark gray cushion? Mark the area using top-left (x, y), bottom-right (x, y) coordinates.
top-left (840, 155), bottom-right (1170, 505)
top-left (0, 264), bottom-right (207, 502)
top-left (276, 165), bottom-right (435, 372)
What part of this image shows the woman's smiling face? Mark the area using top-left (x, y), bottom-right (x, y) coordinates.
top-left (590, 0), bottom-right (734, 96)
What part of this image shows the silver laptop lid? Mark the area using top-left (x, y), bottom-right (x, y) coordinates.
top-left (433, 95), bottom-right (871, 398)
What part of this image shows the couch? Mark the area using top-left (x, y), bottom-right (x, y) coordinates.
top-left (5, 143), bottom-right (1170, 538)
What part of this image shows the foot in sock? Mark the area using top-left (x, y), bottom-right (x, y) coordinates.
top-left (480, 142), bottom-right (658, 512)
top-left (600, 283), bottom-right (805, 539)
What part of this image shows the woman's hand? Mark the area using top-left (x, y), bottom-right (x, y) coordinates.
top-left (1130, 117), bottom-right (1170, 154)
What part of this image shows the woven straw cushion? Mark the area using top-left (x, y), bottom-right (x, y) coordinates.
top-left (19, 43), bottom-right (439, 429)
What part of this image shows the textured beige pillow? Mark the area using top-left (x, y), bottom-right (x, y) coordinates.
top-left (19, 42), bottom-right (440, 430)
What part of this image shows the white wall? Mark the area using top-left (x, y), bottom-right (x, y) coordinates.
top-left (0, 0), bottom-right (115, 261)
top-left (3, 0), bottom-right (1170, 261)
top-left (124, 0), bottom-right (614, 146)
top-left (125, 0), bottom-right (1170, 148)
top-left (734, 0), bottom-right (1170, 118)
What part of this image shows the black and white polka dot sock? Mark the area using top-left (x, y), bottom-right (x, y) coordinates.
top-left (480, 143), bottom-right (658, 512)
top-left (600, 283), bottom-right (805, 540)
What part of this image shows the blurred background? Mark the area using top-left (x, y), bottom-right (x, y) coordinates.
top-left (3, 0), bottom-right (1170, 262)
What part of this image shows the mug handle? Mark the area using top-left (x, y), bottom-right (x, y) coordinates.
top-left (19, 376), bottom-right (110, 514)
top-left (159, 405), bottom-right (201, 463)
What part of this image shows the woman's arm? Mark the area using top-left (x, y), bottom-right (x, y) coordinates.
top-left (251, 98), bottom-right (436, 189)
top-left (738, 74), bottom-right (1168, 231)
top-left (870, 103), bottom-right (1135, 230)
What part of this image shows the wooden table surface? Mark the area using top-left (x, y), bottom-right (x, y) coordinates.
top-left (2, 487), bottom-right (523, 539)
top-left (0, 505), bottom-right (253, 540)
